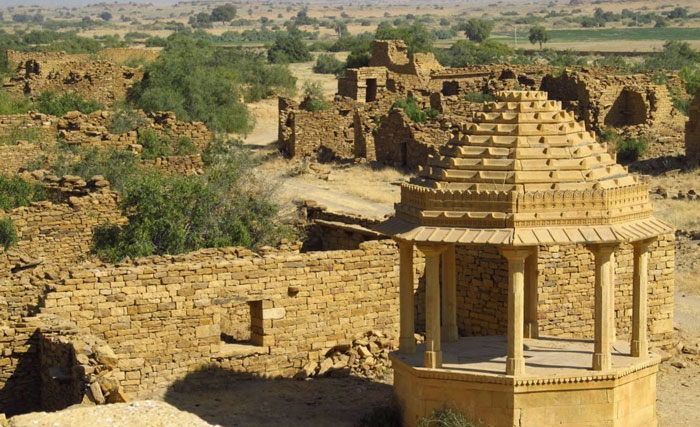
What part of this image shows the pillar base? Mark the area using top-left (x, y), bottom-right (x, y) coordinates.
top-left (593, 352), bottom-right (611, 371)
top-left (524, 322), bottom-right (538, 339)
top-left (441, 325), bottom-right (459, 342)
top-left (399, 337), bottom-right (416, 354)
top-left (631, 339), bottom-right (648, 358)
top-left (424, 351), bottom-right (442, 369)
top-left (506, 357), bottom-right (525, 376)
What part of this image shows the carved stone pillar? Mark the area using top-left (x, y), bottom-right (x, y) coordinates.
top-left (418, 244), bottom-right (447, 369)
top-left (499, 247), bottom-right (535, 376)
top-left (632, 240), bottom-right (653, 357)
top-left (441, 244), bottom-right (458, 342)
top-left (589, 244), bottom-right (618, 371)
top-left (398, 240), bottom-right (416, 354)
top-left (524, 249), bottom-right (539, 339)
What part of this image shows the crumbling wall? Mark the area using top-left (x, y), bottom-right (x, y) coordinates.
top-left (373, 110), bottom-right (451, 169)
top-left (3, 50), bottom-right (143, 108)
top-left (455, 236), bottom-right (675, 347)
top-left (40, 240), bottom-right (426, 396)
top-left (686, 88), bottom-right (700, 162)
top-left (141, 154), bottom-right (203, 176)
top-left (0, 314), bottom-right (124, 416)
top-left (277, 97), bottom-right (355, 161)
top-left (540, 70), bottom-right (683, 137)
top-left (56, 110), bottom-right (210, 152)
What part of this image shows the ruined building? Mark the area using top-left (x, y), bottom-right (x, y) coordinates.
top-left (280, 40), bottom-right (685, 167)
top-left (381, 90), bottom-right (673, 427)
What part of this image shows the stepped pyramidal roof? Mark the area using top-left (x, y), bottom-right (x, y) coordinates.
top-left (380, 91), bottom-right (672, 245)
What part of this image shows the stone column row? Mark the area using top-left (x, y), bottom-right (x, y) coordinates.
top-left (588, 239), bottom-right (654, 371)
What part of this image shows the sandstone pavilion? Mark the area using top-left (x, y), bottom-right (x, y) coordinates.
top-left (379, 91), bottom-right (673, 427)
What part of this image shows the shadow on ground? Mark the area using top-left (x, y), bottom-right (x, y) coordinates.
top-left (161, 366), bottom-right (394, 427)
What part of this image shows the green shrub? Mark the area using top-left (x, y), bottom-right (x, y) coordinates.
top-left (616, 137), bottom-right (648, 163)
top-left (437, 40), bottom-right (512, 67)
top-left (267, 30), bottom-right (312, 64)
top-left (391, 96), bottom-right (439, 123)
top-left (0, 217), bottom-right (18, 251)
top-left (464, 92), bottom-right (495, 103)
top-left (92, 142), bottom-right (293, 262)
top-left (138, 128), bottom-right (198, 159)
top-left (375, 22), bottom-right (434, 54)
top-left (109, 104), bottom-right (148, 134)
top-left (34, 91), bottom-right (104, 116)
top-left (417, 408), bottom-right (481, 427)
top-left (301, 81), bottom-right (329, 112)
top-left (128, 34), bottom-right (267, 133)
top-left (0, 176), bottom-right (48, 211)
top-left (44, 147), bottom-right (141, 193)
top-left (313, 54), bottom-right (344, 75)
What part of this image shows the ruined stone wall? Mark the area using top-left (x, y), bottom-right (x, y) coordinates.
top-left (540, 70), bottom-right (684, 136)
top-left (686, 88), bottom-right (700, 162)
top-left (0, 314), bottom-right (124, 416)
top-left (0, 185), bottom-right (123, 321)
top-left (455, 235), bottom-right (675, 347)
top-left (141, 154), bottom-right (203, 176)
top-left (56, 110), bottom-right (210, 152)
top-left (278, 98), bottom-right (355, 160)
top-left (373, 110), bottom-right (451, 169)
top-left (40, 240), bottom-right (426, 396)
top-left (0, 110), bottom-right (210, 175)
top-left (4, 50), bottom-right (142, 108)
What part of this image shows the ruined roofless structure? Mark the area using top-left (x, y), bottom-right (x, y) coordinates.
top-left (379, 91), bottom-right (673, 426)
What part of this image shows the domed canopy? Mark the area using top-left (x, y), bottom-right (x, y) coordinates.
top-left (379, 91), bottom-right (672, 245)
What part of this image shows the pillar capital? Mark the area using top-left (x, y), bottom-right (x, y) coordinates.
top-left (499, 246), bottom-right (536, 261)
top-left (586, 243), bottom-right (619, 257)
top-left (416, 244), bottom-right (449, 257)
top-left (632, 237), bottom-right (656, 251)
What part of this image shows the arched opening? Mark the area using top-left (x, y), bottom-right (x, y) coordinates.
top-left (605, 88), bottom-right (647, 127)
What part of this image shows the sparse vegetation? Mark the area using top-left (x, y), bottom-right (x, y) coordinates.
top-left (417, 408), bottom-right (481, 427)
top-left (313, 54), bottom-right (345, 75)
top-left (0, 217), bottom-right (18, 251)
top-left (137, 128), bottom-right (197, 159)
top-left (301, 81), bottom-right (329, 112)
top-left (92, 140), bottom-right (293, 263)
top-left (391, 96), bottom-right (439, 123)
top-left (0, 176), bottom-right (48, 211)
top-left (34, 91), bottom-right (104, 117)
top-left (464, 92), bottom-right (496, 103)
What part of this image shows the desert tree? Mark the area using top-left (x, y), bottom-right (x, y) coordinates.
top-left (529, 26), bottom-right (550, 50)
top-left (463, 18), bottom-right (493, 43)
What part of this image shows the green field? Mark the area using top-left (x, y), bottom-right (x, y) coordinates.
top-left (493, 27), bottom-right (700, 43)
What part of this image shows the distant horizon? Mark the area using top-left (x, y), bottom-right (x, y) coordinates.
top-left (2, 0), bottom-right (178, 7)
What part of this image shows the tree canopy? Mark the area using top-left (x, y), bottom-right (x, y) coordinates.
top-left (463, 19), bottom-right (493, 43)
top-left (528, 26), bottom-right (550, 49)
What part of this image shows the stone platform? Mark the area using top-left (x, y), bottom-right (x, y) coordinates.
top-left (391, 335), bottom-right (660, 427)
